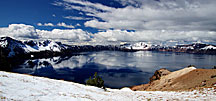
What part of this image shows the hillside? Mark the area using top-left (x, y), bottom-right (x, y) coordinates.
top-left (131, 67), bottom-right (216, 91)
top-left (1, 71), bottom-right (216, 100)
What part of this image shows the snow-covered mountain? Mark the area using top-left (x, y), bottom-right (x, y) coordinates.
top-left (175, 43), bottom-right (214, 50)
top-left (0, 37), bottom-right (121, 58)
top-left (120, 42), bottom-right (216, 54)
top-left (0, 37), bottom-right (27, 57)
top-left (23, 40), bottom-right (69, 52)
top-left (120, 42), bottom-right (152, 50)
top-left (0, 37), bottom-right (69, 57)
top-left (201, 45), bottom-right (216, 50)
top-left (1, 37), bottom-right (216, 58)
top-left (156, 43), bottom-right (216, 54)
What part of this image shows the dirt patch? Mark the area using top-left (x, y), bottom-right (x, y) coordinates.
top-left (131, 68), bottom-right (216, 91)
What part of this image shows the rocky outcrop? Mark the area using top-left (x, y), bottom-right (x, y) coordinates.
top-left (131, 67), bottom-right (216, 91)
top-left (149, 68), bottom-right (171, 83)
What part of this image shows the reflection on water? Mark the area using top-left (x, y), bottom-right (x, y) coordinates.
top-left (12, 51), bottom-right (216, 88)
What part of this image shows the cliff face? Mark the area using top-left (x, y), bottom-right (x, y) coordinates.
top-left (131, 67), bottom-right (216, 91)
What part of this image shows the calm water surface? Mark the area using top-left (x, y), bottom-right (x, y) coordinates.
top-left (12, 51), bottom-right (216, 88)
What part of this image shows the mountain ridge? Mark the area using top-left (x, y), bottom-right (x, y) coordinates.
top-left (1, 36), bottom-right (216, 59)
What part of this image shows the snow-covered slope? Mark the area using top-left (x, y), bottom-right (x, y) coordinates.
top-left (201, 45), bottom-right (216, 50)
top-left (23, 40), bottom-right (68, 52)
top-left (175, 43), bottom-right (216, 50)
top-left (0, 71), bottom-right (215, 101)
top-left (120, 42), bottom-right (152, 50)
top-left (0, 37), bottom-right (69, 57)
top-left (131, 42), bottom-right (151, 50)
top-left (120, 42), bottom-right (216, 51)
top-left (0, 37), bottom-right (26, 57)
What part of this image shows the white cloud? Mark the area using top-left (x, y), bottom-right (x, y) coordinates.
top-left (84, 19), bottom-right (141, 30)
top-left (37, 29), bottom-right (91, 41)
top-left (53, 0), bottom-right (114, 17)
top-left (62, 0), bottom-right (114, 11)
top-left (76, 23), bottom-right (81, 27)
top-left (37, 22), bottom-right (74, 28)
top-left (0, 24), bottom-right (216, 44)
top-left (113, 0), bottom-right (141, 7)
top-left (44, 23), bottom-right (55, 27)
top-left (84, 19), bottom-right (111, 29)
top-left (85, 3), bottom-right (216, 31)
top-left (37, 23), bottom-right (43, 26)
top-left (53, 0), bottom-right (216, 44)
top-left (37, 23), bottom-right (54, 27)
top-left (0, 24), bottom-right (91, 42)
top-left (0, 24), bottom-right (39, 39)
top-left (57, 22), bottom-right (74, 28)
top-left (58, 0), bottom-right (216, 31)
top-left (63, 16), bottom-right (92, 20)
top-left (93, 29), bottom-right (216, 43)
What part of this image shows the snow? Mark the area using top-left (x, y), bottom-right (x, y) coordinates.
top-left (201, 45), bottom-right (216, 50)
top-left (1, 37), bottom-right (68, 57)
top-left (1, 71), bottom-right (216, 101)
top-left (0, 40), bottom-right (8, 48)
top-left (23, 40), bottom-right (63, 52)
top-left (180, 46), bottom-right (194, 49)
top-left (121, 42), bottom-right (151, 50)
top-left (130, 42), bottom-right (151, 50)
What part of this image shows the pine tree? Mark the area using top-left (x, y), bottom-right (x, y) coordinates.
top-left (86, 72), bottom-right (105, 89)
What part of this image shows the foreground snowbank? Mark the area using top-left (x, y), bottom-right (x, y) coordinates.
top-left (0, 71), bottom-right (215, 101)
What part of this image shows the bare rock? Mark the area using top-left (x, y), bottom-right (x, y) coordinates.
top-left (149, 68), bottom-right (171, 83)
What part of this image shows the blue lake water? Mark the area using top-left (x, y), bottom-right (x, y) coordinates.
top-left (12, 51), bottom-right (216, 88)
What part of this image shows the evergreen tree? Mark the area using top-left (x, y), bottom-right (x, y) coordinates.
top-left (86, 72), bottom-right (105, 89)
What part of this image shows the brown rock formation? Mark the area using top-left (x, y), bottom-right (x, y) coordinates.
top-left (131, 67), bottom-right (216, 91)
top-left (149, 68), bottom-right (171, 83)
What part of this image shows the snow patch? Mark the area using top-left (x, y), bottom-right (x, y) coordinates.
top-left (201, 45), bottom-right (216, 50)
top-left (23, 40), bottom-right (65, 52)
top-left (0, 40), bottom-right (8, 48)
top-left (121, 42), bottom-right (151, 50)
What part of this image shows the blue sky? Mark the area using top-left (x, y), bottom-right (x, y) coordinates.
top-left (0, 0), bottom-right (124, 33)
top-left (0, 0), bottom-right (216, 44)
top-left (0, 0), bottom-right (92, 31)
top-left (0, 0), bottom-right (55, 27)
